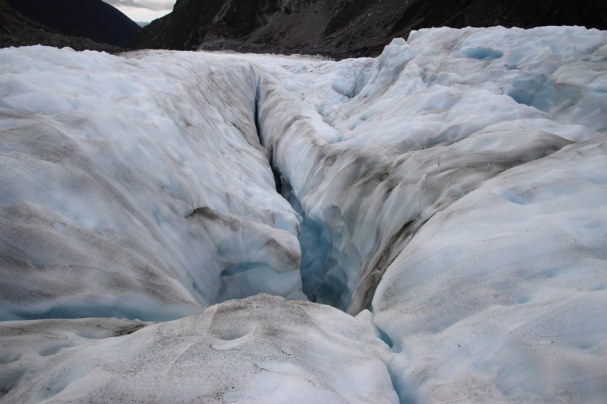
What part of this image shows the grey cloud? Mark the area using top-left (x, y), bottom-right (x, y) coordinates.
top-left (105, 0), bottom-right (175, 11)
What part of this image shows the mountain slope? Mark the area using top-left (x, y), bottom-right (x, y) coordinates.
top-left (7, 0), bottom-right (141, 47)
top-left (0, 0), bottom-right (120, 51)
top-left (135, 0), bottom-right (607, 57)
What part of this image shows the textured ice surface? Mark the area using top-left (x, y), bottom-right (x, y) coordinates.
top-left (0, 295), bottom-right (397, 403)
top-left (256, 26), bottom-right (607, 401)
top-left (372, 139), bottom-right (607, 402)
top-left (258, 26), bottom-right (606, 314)
top-left (1, 26), bottom-right (607, 402)
top-left (0, 47), bottom-right (302, 321)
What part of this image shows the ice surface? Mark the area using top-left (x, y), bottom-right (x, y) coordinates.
top-left (0, 47), bottom-right (303, 321)
top-left (372, 139), bottom-right (607, 402)
top-left (1, 26), bottom-right (607, 402)
top-left (1, 295), bottom-right (397, 403)
top-left (255, 26), bottom-right (607, 401)
top-left (257, 26), bottom-right (606, 313)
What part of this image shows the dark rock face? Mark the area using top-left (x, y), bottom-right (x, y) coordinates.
top-left (0, 0), bottom-right (120, 51)
top-left (6, 0), bottom-right (141, 47)
top-left (135, 0), bottom-right (607, 58)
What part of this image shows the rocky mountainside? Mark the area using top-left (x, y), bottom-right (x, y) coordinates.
top-left (7, 0), bottom-right (141, 47)
top-left (135, 0), bottom-right (607, 58)
top-left (0, 0), bottom-right (120, 51)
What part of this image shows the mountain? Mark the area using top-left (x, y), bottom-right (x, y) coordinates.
top-left (6, 0), bottom-right (141, 47)
top-left (0, 0), bottom-right (121, 51)
top-left (134, 0), bottom-right (607, 57)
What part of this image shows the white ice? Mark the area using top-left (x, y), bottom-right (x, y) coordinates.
top-left (372, 138), bottom-right (607, 402)
top-left (0, 295), bottom-right (397, 403)
top-left (256, 26), bottom-right (607, 401)
top-left (258, 26), bottom-right (606, 313)
top-left (1, 26), bottom-right (607, 402)
top-left (0, 47), bottom-right (303, 321)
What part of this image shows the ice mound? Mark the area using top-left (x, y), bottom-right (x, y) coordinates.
top-left (373, 139), bottom-right (607, 402)
top-left (258, 26), bottom-right (606, 314)
top-left (0, 295), bottom-right (397, 403)
top-left (0, 47), bottom-right (302, 321)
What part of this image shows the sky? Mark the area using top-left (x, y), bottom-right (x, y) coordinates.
top-left (105, 0), bottom-right (175, 22)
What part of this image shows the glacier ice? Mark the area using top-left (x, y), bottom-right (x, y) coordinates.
top-left (373, 139), bottom-right (607, 402)
top-left (1, 26), bottom-right (607, 402)
top-left (0, 295), bottom-right (397, 403)
top-left (0, 47), bottom-right (303, 321)
top-left (258, 26), bottom-right (605, 314)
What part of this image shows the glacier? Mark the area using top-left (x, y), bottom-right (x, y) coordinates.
top-left (1, 26), bottom-right (606, 402)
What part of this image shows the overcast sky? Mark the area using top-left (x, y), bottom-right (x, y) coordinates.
top-left (105, 0), bottom-right (175, 22)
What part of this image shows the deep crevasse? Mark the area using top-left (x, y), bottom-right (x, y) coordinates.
top-left (0, 47), bottom-right (399, 402)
